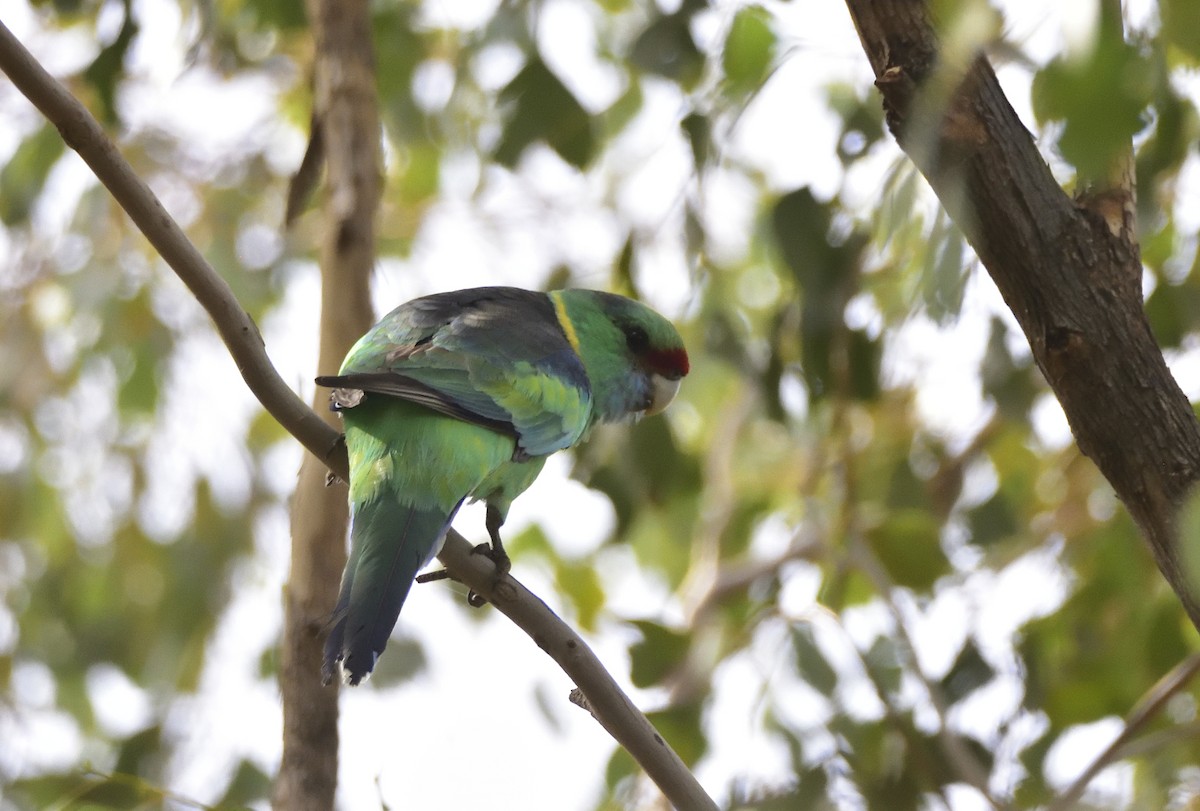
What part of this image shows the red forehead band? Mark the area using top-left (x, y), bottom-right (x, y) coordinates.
top-left (646, 346), bottom-right (690, 379)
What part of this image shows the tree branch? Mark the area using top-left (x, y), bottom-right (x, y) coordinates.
top-left (275, 0), bottom-right (381, 806)
top-left (847, 518), bottom-right (1000, 804)
top-left (0, 19), bottom-right (717, 811)
top-left (842, 1), bottom-right (1200, 628)
top-left (1047, 652), bottom-right (1200, 811)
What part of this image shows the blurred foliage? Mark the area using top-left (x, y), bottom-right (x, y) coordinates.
top-left (3, 1), bottom-right (1200, 810)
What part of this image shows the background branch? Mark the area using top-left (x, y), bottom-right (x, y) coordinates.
top-left (1047, 652), bottom-right (1200, 811)
top-left (274, 0), bottom-right (380, 807)
top-left (0, 19), bottom-right (716, 811)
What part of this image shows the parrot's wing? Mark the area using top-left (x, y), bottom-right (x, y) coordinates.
top-left (315, 371), bottom-right (519, 438)
top-left (319, 287), bottom-right (593, 457)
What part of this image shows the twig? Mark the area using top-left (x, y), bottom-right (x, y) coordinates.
top-left (1047, 652), bottom-right (1200, 811)
top-left (847, 532), bottom-right (1004, 808)
top-left (0, 20), bottom-right (718, 811)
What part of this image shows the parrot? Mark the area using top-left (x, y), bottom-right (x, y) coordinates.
top-left (317, 286), bottom-right (689, 685)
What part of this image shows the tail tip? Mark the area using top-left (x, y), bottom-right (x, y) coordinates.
top-left (321, 650), bottom-right (378, 687)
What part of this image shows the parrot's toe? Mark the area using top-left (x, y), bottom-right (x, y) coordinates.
top-left (471, 541), bottom-right (512, 575)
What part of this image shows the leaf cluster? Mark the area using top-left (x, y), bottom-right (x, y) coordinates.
top-left (4, 1), bottom-right (1200, 810)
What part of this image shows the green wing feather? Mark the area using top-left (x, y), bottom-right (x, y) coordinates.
top-left (318, 287), bottom-right (593, 456)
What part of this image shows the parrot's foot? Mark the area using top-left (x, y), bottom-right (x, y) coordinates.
top-left (471, 541), bottom-right (511, 576)
top-left (479, 503), bottom-right (512, 576)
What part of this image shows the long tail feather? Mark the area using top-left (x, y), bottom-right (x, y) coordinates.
top-left (323, 498), bottom-right (458, 685)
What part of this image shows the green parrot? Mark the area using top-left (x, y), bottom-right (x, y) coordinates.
top-left (317, 286), bottom-right (689, 685)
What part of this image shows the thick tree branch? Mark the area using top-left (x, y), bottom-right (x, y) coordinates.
top-left (0, 19), bottom-right (716, 811)
top-left (275, 0), bottom-right (381, 807)
top-left (842, 2), bottom-right (1200, 627)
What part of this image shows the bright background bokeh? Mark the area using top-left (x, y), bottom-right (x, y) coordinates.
top-left (4, 0), bottom-right (1200, 809)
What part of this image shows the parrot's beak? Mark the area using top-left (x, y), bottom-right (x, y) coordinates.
top-left (644, 374), bottom-right (682, 416)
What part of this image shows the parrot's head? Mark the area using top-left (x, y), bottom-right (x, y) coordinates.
top-left (557, 290), bottom-right (689, 420)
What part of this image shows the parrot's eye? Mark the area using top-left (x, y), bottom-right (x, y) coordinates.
top-left (624, 325), bottom-right (649, 353)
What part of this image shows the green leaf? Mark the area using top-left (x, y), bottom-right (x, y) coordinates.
top-left (865, 509), bottom-right (949, 593)
top-left (0, 123), bottom-right (66, 225)
top-left (965, 492), bottom-right (1018, 548)
top-left (827, 83), bottom-right (885, 165)
top-left (629, 12), bottom-right (704, 89)
top-left (247, 0), bottom-right (308, 30)
top-left (922, 217), bottom-right (967, 324)
top-left (1032, 22), bottom-right (1153, 180)
top-left (217, 759), bottom-right (272, 808)
top-left (863, 635), bottom-right (903, 696)
top-left (980, 317), bottom-right (1037, 419)
top-left (83, 0), bottom-right (139, 125)
top-left (938, 639), bottom-right (993, 704)
top-left (628, 413), bottom-right (701, 501)
top-left (846, 327), bottom-right (881, 401)
top-left (722, 6), bottom-right (775, 93)
top-left (645, 703), bottom-right (706, 766)
top-left (628, 620), bottom-right (689, 688)
top-left (372, 3), bottom-right (428, 143)
top-left (495, 58), bottom-right (596, 169)
top-left (681, 111), bottom-right (712, 170)
top-left (114, 725), bottom-right (163, 777)
top-left (554, 558), bottom-right (605, 631)
top-left (791, 623), bottom-right (838, 696)
top-left (506, 523), bottom-right (555, 559)
top-left (771, 188), bottom-right (843, 295)
top-left (361, 635), bottom-right (427, 686)
top-left (771, 187), bottom-right (873, 402)
top-left (396, 140), bottom-right (441, 204)
top-left (603, 745), bottom-right (638, 794)
top-left (1161, 0), bottom-right (1200, 64)
top-left (1146, 277), bottom-right (1200, 349)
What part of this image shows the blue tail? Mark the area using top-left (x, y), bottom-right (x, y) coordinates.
top-left (323, 497), bottom-right (458, 685)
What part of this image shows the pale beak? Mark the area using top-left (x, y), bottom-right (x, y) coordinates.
top-left (644, 374), bottom-right (682, 416)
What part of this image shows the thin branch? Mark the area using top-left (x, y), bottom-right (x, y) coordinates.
top-left (0, 20), bottom-right (717, 811)
top-left (847, 532), bottom-right (1004, 808)
top-left (450, 544), bottom-right (720, 811)
top-left (829, 335), bottom-right (1000, 803)
top-left (1047, 652), bottom-right (1200, 811)
top-left (0, 20), bottom-right (339, 473)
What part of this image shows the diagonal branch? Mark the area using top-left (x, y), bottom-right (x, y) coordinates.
top-left (842, 1), bottom-right (1200, 629)
top-left (1047, 652), bottom-right (1200, 811)
top-left (0, 19), bottom-right (717, 811)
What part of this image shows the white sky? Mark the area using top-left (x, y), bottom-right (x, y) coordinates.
top-left (2, 0), bottom-right (1198, 809)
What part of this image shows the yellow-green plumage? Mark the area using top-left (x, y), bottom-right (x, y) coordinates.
top-left (319, 286), bottom-right (688, 685)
